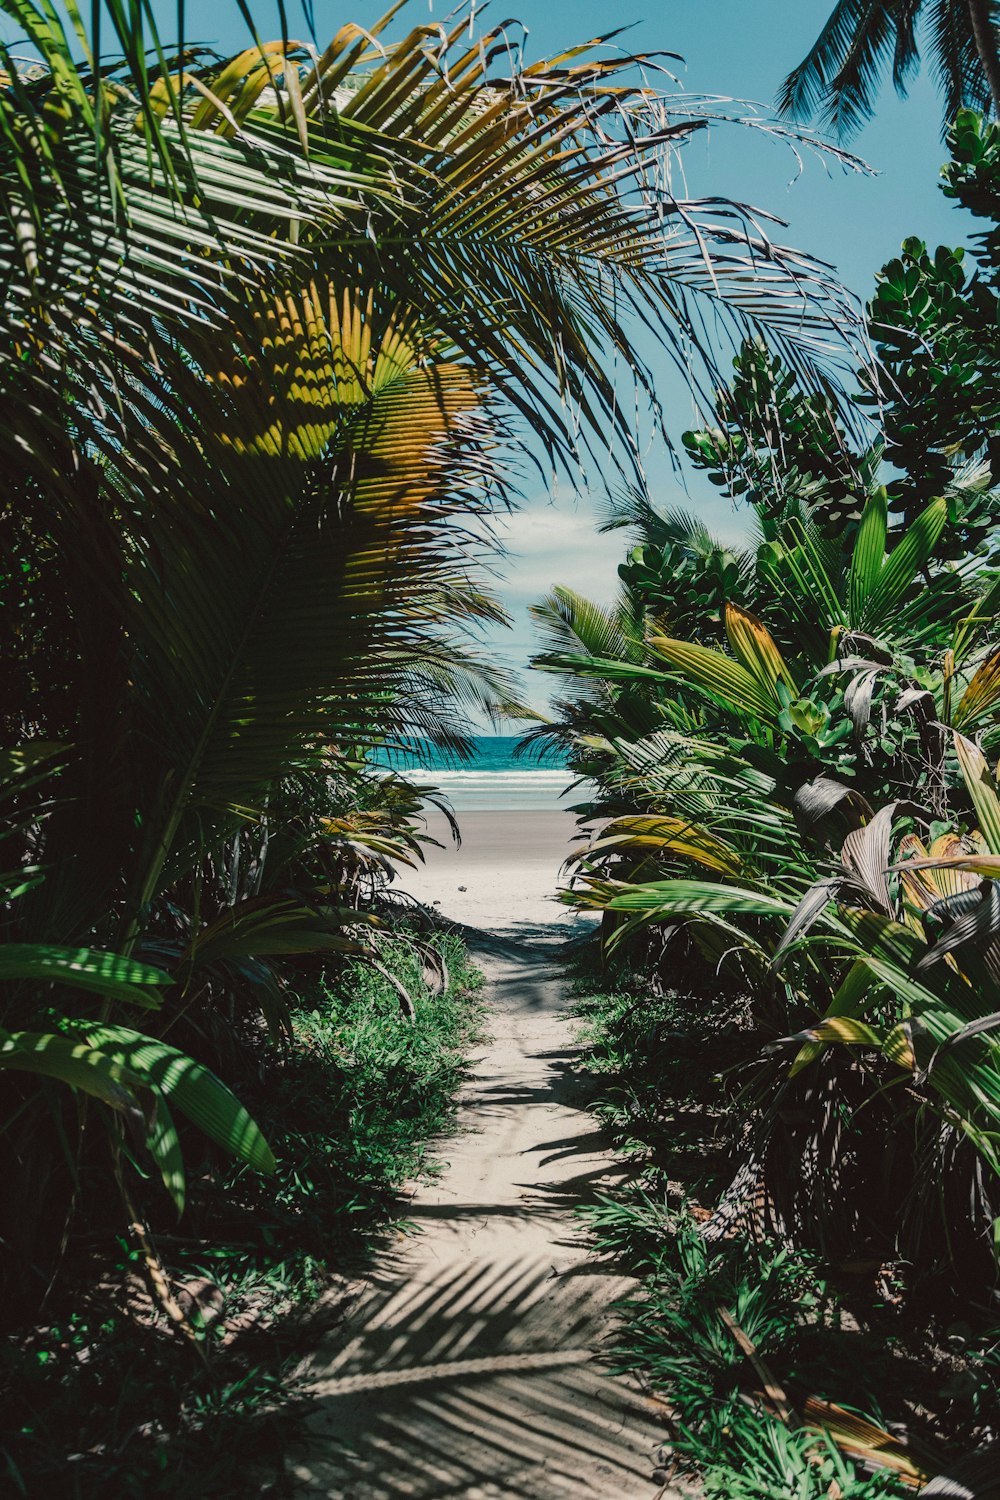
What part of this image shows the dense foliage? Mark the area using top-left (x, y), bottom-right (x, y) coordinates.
top-left (574, 969), bottom-right (1000, 1495)
top-left (7, 3), bottom-right (975, 1493)
top-left (534, 113), bottom-right (1000, 1290)
top-left (1, 932), bottom-right (483, 1498)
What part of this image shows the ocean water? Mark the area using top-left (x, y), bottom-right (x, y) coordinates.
top-left (375, 736), bottom-right (582, 812)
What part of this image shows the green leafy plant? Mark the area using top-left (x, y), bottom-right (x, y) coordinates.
top-left (698, 1417), bottom-right (905, 1500)
top-left (0, 929), bottom-right (484, 1498)
top-left (534, 123), bottom-right (1000, 1282)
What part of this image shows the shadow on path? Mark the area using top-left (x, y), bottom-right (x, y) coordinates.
top-left (287, 930), bottom-right (674, 1499)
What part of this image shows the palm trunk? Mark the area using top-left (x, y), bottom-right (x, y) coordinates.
top-left (967, 0), bottom-right (1000, 115)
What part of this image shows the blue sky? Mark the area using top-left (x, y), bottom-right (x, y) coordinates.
top-left (7, 1), bottom-right (977, 715)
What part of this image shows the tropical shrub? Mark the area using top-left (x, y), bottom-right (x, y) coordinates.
top-left (1, 929), bottom-right (483, 1498)
top-left (572, 961), bottom-right (990, 1494)
top-left (534, 121), bottom-right (1000, 1283)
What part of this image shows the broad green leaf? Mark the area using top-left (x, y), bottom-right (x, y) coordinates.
top-left (953, 647), bottom-right (1000, 731)
top-left (848, 489), bottom-right (888, 624)
top-left (605, 904), bottom-right (772, 961)
top-left (757, 521), bottom-right (846, 639)
top-left (835, 910), bottom-right (975, 1030)
top-left (725, 603), bottom-right (797, 699)
top-left (0, 1031), bottom-right (146, 1111)
top-left (802, 1016), bottom-right (884, 1048)
top-left (836, 906), bottom-right (933, 976)
top-left (647, 635), bottom-right (779, 722)
top-left (145, 1089), bottom-right (187, 1213)
top-left (954, 732), bottom-right (1000, 854)
top-left (790, 957), bottom-right (876, 1075)
top-left (604, 879), bottom-right (792, 918)
top-left (865, 495), bottom-right (947, 625)
top-left (883, 1023), bottom-right (916, 1071)
top-left (83, 1025), bottom-right (275, 1175)
top-left (953, 573), bottom-right (1000, 661)
top-left (828, 956), bottom-right (879, 1018)
top-left (0, 945), bottom-right (171, 1007)
top-left (576, 816), bottom-right (745, 877)
top-left (532, 653), bottom-right (674, 685)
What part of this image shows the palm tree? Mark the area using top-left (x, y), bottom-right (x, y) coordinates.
top-left (1, 0), bottom-right (876, 985)
top-left (1, 2), bottom-right (866, 472)
top-left (0, 1), bottom-right (873, 1294)
top-left (779, 0), bottom-right (1000, 138)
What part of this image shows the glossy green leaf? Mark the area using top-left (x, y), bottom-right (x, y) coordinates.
top-left (144, 1089), bottom-right (187, 1213)
top-left (865, 495), bottom-right (947, 624)
top-left (953, 647), bottom-right (1000, 731)
top-left (0, 1031), bottom-right (146, 1112)
top-left (954, 732), bottom-right (1000, 854)
top-left (82, 1025), bottom-right (275, 1175)
top-left (725, 603), bottom-right (797, 699)
top-left (848, 489), bottom-right (888, 624)
top-left (647, 634), bottom-right (780, 721)
top-left (0, 945), bottom-right (171, 1006)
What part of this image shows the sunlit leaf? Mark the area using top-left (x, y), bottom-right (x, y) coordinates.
top-left (0, 945), bottom-right (170, 1007)
top-left (83, 1025), bottom-right (275, 1176)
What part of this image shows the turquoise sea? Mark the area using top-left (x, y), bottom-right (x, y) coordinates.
top-left (376, 736), bottom-right (580, 812)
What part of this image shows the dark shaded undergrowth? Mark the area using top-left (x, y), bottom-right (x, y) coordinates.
top-left (571, 956), bottom-right (1000, 1497)
top-left (1, 929), bottom-right (483, 1500)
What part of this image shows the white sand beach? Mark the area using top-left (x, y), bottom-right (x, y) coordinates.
top-left (391, 806), bottom-right (600, 939)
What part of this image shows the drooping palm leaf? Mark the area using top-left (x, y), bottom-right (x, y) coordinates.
top-left (779, 0), bottom-right (1000, 138)
top-left (2, 4), bottom-right (867, 495)
top-left (31, 289), bottom-right (507, 942)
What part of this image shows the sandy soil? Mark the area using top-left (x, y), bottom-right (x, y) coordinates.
top-left (389, 807), bottom-right (597, 939)
top-left (287, 810), bottom-right (681, 1499)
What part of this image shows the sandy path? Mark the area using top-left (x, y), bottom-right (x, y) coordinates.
top-left (288, 817), bottom-right (678, 1499)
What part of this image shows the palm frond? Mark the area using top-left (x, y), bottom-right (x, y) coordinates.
top-left (530, 587), bottom-right (647, 665)
top-left (930, 0), bottom-right (993, 124)
top-left (778, 0), bottom-right (891, 126)
top-left (4, 8), bottom-right (870, 496)
top-left (22, 288), bottom-right (507, 943)
top-left (823, 3), bottom-right (899, 138)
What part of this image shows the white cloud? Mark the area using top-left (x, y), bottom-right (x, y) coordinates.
top-left (490, 505), bottom-right (626, 607)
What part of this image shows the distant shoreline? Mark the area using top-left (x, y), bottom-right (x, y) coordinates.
top-left (374, 738), bottom-right (588, 813)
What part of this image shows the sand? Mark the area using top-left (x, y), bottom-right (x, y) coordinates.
top-left (287, 808), bottom-right (681, 1499)
top-left (388, 806), bottom-right (598, 938)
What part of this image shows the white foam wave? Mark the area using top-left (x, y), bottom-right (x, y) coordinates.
top-left (374, 765), bottom-right (587, 809)
top-left (425, 769), bottom-right (571, 782)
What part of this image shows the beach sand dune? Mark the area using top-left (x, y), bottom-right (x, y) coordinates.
top-left (289, 810), bottom-right (679, 1499)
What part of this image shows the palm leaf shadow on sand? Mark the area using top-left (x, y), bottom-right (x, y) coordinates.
top-left (287, 934), bottom-right (673, 1498)
top-left (289, 1253), bottom-right (663, 1498)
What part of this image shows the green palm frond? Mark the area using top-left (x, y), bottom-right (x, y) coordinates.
top-left (780, 0), bottom-right (1000, 139)
top-left (930, 0), bottom-right (995, 121)
top-left (2, 5), bottom-right (868, 495)
top-left (530, 588), bottom-right (648, 665)
top-left (778, 1), bottom-right (897, 130)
